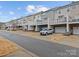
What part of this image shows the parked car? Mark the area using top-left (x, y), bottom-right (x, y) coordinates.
top-left (40, 28), bottom-right (54, 35)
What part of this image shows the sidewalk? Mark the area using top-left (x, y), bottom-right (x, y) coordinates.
top-left (0, 36), bottom-right (37, 57)
top-left (9, 30), bottom-right (79, 48)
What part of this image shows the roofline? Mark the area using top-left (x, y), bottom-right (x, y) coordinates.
top-left (7, 1), bottom-right (79, 22)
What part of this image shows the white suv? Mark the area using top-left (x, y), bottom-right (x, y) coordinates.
top-left (40, 28), bottom-right (54, 35)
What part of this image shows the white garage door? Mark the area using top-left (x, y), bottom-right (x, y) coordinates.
top-left (73, 27), bottom-right (79, 34)
top-left (55, 27), bottom-right (66, 33)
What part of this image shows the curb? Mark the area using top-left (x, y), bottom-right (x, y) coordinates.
top-left (16, 45), bottom-right (38, 57)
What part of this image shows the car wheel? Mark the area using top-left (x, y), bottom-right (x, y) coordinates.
top-left (46, 33), bottom-right (48, 36)
top-left (40, 33), bottom-right (42, 35)
top-left (51, 32), bottom-right (53, 34)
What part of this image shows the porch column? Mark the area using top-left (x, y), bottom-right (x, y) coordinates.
top-left (66, 15), bottom-right (69, 32)
top-left (35, 25), bottom-right (38, 31)
top-left (48, 18), bottom-right (50, 29)
top-left (35, 19), bottom-right (38, 31)
top-left (27, 25), bottom-right (30, 30)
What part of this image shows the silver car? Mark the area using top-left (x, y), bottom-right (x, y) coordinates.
top-left (40, 28), bottom-right (54, 35)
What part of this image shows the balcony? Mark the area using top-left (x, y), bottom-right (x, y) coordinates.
top-left (69, 19), bottom-right (79, 22)
top-left (37, 20), bottom-right (42, 25)
top-left (50, 19), bottom-right (67, 25)
top-left (69, 19), bottom-right (79, 24)
top-left (50, 18), bottom-right (79, 25)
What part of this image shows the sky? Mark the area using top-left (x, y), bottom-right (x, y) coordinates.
top-left (0, 1), bottom-right (72, 22)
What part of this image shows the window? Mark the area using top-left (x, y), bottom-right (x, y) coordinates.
top-left (58, 15), bottom-right (64, 18)
top-left (42, 13), bottom-right (46, 16)
top-left (37, 20), bottom-right (42, 22)
top-left (64, 17), bottom-right (67, 20)
top-left (44, 17), bottom-right (47, 20)
top-left (78, 19), bottom-right (79, 21)
top-left (58, 10), bottom-right (61, 14)
top-left (64, 17), bottom-right (67, 22)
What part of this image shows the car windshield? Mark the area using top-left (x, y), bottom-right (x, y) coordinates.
top-left (49, 29), bottom-right (52, 30)
top-left (42, 29), bottom-right (48, 31)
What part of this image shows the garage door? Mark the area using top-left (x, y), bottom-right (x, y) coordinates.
top-left (73, 27), bottom-right (79, 34)
top-left (55, 27), bottom-right (66, 33)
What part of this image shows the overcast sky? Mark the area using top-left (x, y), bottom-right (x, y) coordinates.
top-left (0, 1), bottom-right (71, 22)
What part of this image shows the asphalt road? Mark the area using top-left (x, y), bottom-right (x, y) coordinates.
top-left (0, 31), bottom-right (79, 57)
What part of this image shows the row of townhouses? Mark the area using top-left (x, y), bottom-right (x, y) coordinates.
top-left (4, 2), bottom-right (79, 34)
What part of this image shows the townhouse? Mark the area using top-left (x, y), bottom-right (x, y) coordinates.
top-left (35, 1), bottom-right (79, 34)
top-left (25, 14), bottom-right (36, 31)
top-left (5, 2), bottom-right (79, 34)
top-left (49, 2), bottom-right (79, 34)
top-left (0, 22), bottom-right (5, 30)
top-left (37, 11), bottom-right (50, 31)
top-left (5, 20), bottom-right (18, 30)
top-left (21, 12), bottom-right (46, 31)
top-left (33, 11), bottom-right (48, 31)
top-left (16, 17), bottom-right (25, 30)
top-left (26, 11), bottom-right (51, 31)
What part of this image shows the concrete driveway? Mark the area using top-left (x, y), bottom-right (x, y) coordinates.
top-left (0, 31), bottom-right (79, 57)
